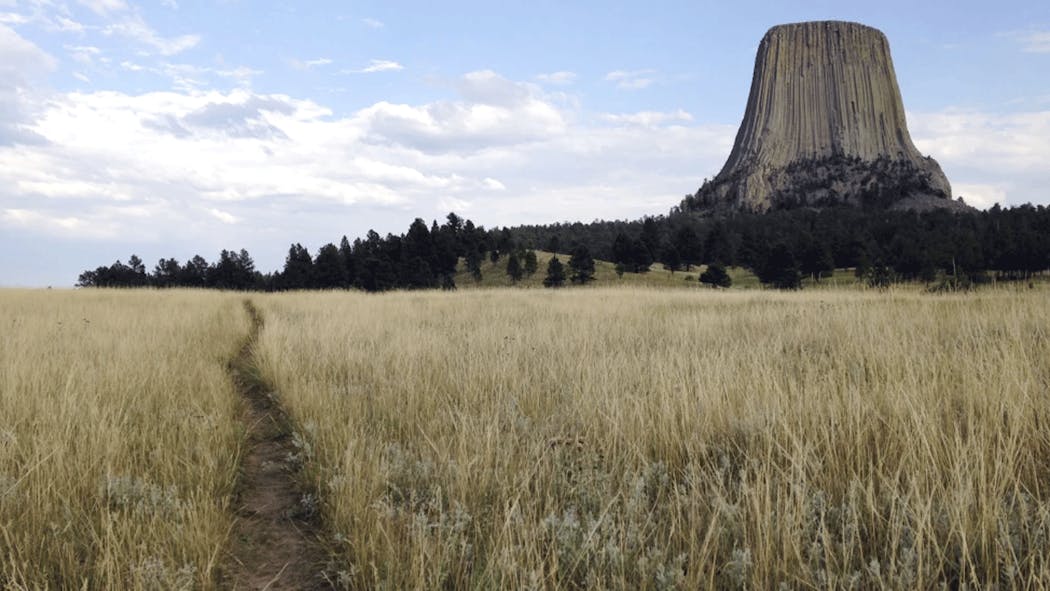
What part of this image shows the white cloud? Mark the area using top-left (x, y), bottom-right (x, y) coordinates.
top-left (124, 61), bottom-right (259, 91)
top-left (910, 109), bottom-right (1050, 174)
top-left (207, 207), bottom-right (238, 224)
top-left (76, 0), bottom-right (128, 15)
top-left (215, 66), bottom-right (261, 84)
top-left (910, 108), bottom-right (1050, 208)
top-left (104, 15), bottom-right (200, 56)
top-left (2, 207), bottom-right (121, 239)
top-left (482, 178), bottom-right (505, 191)
top-left (350, 59), bottom-right (403, 74)
top-left (6, 63), bottom-right (1050, 285)
top-left (952, 183), bottom-right (1007, 210)
top-left (4, 208), bottom-right (84, 230)
top-left (52, 15), bottom-right (85, 32)
top-left (0, 23), bottom-right (55, 144)
top-left (362, 17), bottom-right (383, 29)
top-left (3, 89), bottom-right (441, 214)
top-left (65, 44), bottom-right (102, 65)
top-left (603, 109), bottom-right (693, 127)
top-left (0, 23), bottom-right (57, 76)
top-left (0, 3), bottom-right (84, 32)
top-left (356, 71), bottom-right (567, 153)
top-left (457, 70), bottom-right (532, 106)
top-left (0, 12), bottom-right (28, 24)
top-left (605, 69), bottom-right (656, 90)
top-left (0, 71), bottom-right (738, 261)
top-left (73, 71), bottom-right (90, 82)
top-left (1008, 30), bottom-right (1050, 53)
top-left (158, 61), bottom-right (207, 90)
top-left (536, 71), bottom-right (576, 85)
top-left (289, 57), bottom-right (333, 70)
top-left (438, 196), bottom-right (471, 212)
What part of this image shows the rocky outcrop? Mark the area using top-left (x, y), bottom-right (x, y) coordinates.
top-left (692, 21), bottom-right (959, 212)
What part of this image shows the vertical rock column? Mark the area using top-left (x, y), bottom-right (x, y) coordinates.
top-left (700, 21), bottom-right (952, 212)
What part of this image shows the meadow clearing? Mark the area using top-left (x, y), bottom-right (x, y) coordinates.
top-left (3, 285), bottom-right (1050, 589)
top-left (0, 290), bottom-right (247, 589)
top-left (254, 286), bottom-right (1050, 589)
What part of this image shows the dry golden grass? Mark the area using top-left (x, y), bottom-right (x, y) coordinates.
top-left (4, 285), bottom-right (1048, 589)
top-left (0, 289), bottom-right (247, 589)
top-left (253, 286), bottom-right (1050, 589)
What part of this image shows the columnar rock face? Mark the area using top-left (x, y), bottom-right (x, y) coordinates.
top-left (693, 21), bottom-right (958, 212)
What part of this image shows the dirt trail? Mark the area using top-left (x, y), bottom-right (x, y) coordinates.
top-left (224, 301), bottom-right (332, 590)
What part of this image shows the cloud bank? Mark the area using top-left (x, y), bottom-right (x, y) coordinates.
top-left (0, 16), bottom-right (1048, 285)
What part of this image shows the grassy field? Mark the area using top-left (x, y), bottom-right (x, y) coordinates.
top-left (0, 289), bottom-right (247, 589)
top-left (4, 285), bottom-right (1049, 589)
top-left (252, 286), bottom-right (1050, 589)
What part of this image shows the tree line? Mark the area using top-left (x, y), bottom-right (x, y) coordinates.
top-left (79, 214), bottom-right (467, 291)
top-left (77, 213), bottom-right (597, 291)
top-left (78, 203), bottom-right (1050, 292)
top-left (510, 203), bottom-right (1050, 289)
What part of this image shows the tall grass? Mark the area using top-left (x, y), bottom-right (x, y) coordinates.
top-left (254, 287), bottom-right (1050, 589)
top-left (0, 289), bottom-right (246, 589)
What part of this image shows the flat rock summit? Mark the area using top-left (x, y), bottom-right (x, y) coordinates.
top-left (690, 21), bottom-right (961, 213)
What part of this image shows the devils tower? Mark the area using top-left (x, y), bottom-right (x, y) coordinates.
top-left (690, 21), bottom-right (959, 213)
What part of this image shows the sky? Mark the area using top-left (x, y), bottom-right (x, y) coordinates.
top-left (1, 0), bottom-right (1048, 286)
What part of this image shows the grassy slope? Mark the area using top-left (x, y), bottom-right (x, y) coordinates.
top-left (454, 250), bottom-right (859, 290)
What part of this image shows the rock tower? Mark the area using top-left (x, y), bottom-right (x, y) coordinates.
top-left (692, 21), bottom-right (958, 212)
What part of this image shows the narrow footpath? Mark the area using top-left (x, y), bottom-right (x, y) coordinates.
top-left (224, 301), bottom-right (332, 590)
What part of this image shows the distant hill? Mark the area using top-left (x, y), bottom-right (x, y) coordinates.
top-left (453, 250), bottom-right (857, 290)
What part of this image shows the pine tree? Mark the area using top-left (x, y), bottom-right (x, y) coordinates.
top-left (151, 258), bottom-right (181, 288)
top-left (403, 219), bottom-right (435, 269)
top-left (523, 250), bottom-right (538, 277)
top-left (568, 245), bottom-right (595, 284)
top-left (227, 249), bottom-right (256, 290)
top-left (181, 255), bottom-right (209, 287)
top-left (704, 221), bottom-right (735, 265)
top-left (543, 255), bottom-right (566, 288)
top-left (127, 254), bottom-right (146, 275)
top-left (662, 246), bottom-right (682, 274)
top-left (699, 263), bottom-right (732, 288)
top-left (314, 243), bottom-right (347, 289)
top-left (497, 227), bottom-right (514, 254)
top-left (431, 219), bottom-right (459, 281)
top-left (278, 243), bottom-right (314, 290)
top-left (672, 226), bottom-right (702, 270)
top-left (612, 232), bottom-right (633, 268)
top-left (640, 217), bottom-right (662, 259)
top-left (339, 236), bottom-right (356, 287)
top-left (465, 249), bottom-right (483, 282)
top-left (126, 255), bottom-right (148, 286)
top-left (403, 257), bottom-right (436, 289)
top-left (866, 260), bottom-right (893, 290)
top-left (631, 237), bottom-right (653, 273)
top-left (208, 250), bottom-right (239, 289)
top-left (759, 244), bottom-right (802, 290)
top-left (800, 239), bottom-right (835, 281)
top-left (506, 252), bottom-right (523, 282)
